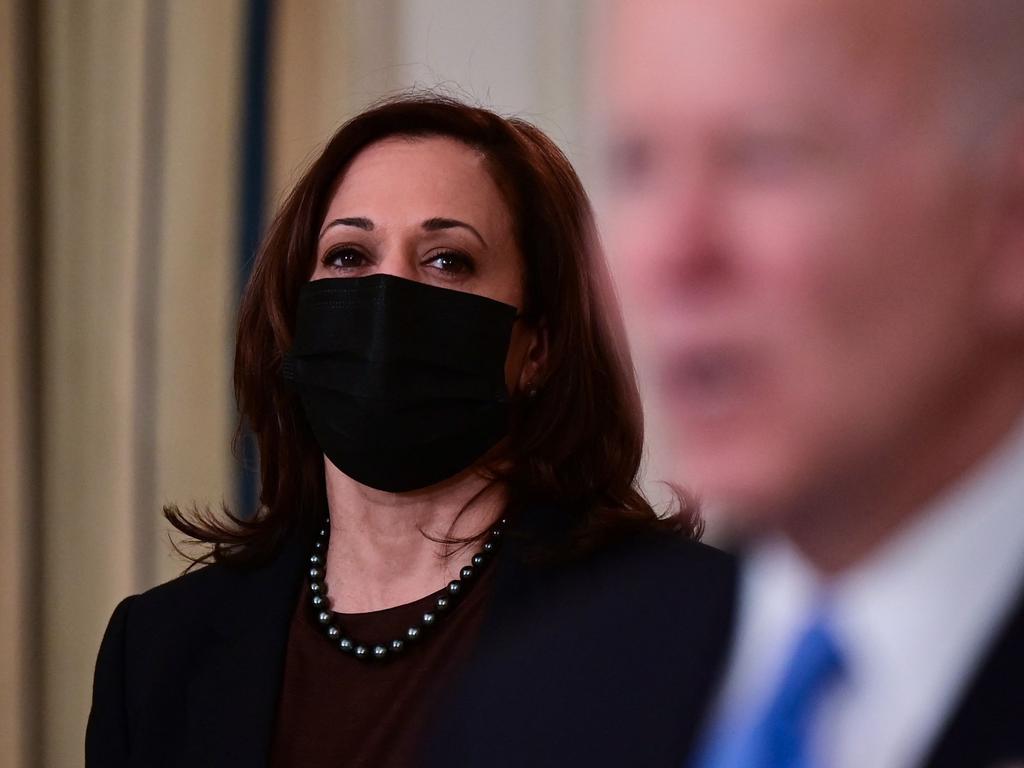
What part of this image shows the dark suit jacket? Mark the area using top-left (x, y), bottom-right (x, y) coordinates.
top-left (86, 507), bottom-right (738, 767)
top-left (665, 555), bottom-right (1024, 768)
top-left (921, 575), bottom-right (1024, 768)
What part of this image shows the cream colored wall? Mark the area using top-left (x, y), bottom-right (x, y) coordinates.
top-left (397, 0), bottom-right (588, 165)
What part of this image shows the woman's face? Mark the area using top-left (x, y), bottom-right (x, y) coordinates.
top-left (312, 135), bottom-right (543, 392)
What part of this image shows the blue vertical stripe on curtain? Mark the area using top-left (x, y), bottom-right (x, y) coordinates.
top-left (18, 0), bottom-right (45, 760)
top-left (237, 0), bottom-right (272, 518)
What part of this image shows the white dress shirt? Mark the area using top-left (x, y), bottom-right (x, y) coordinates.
top-left (705, 418), bottom-right (1024, 768)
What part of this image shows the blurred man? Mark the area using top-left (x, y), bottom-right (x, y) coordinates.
top-left (604, 1), bottom-right (1024, 766)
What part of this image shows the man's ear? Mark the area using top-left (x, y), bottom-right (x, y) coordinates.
top-left (517, 319), bottom-right (549, 394)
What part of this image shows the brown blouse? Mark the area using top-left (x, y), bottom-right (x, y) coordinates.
top-left (269, 564), bottom-right (496, 768)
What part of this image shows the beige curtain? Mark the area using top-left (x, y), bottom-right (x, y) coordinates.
top-left (2, 2), bottom-right (243, 766)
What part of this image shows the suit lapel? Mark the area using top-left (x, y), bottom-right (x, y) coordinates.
top-left (923, 573), bottom-right (1024, 768)
top-left (181, 530), bottom-right (310, 767)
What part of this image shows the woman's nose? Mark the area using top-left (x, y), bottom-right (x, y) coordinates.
top-left (372, 245), bottom-right (420, 282)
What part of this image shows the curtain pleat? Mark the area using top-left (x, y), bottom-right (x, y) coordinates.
top-left (0, 1), bottom-right (33, 765)
top-left (39, 3), bottom-right (149, 764)
top-left (152, 0), bottom-right (242, 586)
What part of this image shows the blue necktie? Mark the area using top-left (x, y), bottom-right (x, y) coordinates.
top-left (694, 615), bottom-right (845, 768)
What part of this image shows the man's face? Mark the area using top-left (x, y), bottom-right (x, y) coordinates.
top-left (604, 0), bottom-right (1008, 527)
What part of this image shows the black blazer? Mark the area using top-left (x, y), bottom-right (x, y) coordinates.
top-left (86, 507), bottom-right (737, 767)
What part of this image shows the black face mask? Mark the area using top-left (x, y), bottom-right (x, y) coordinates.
top-left (283, 274), bottom-right (518, 493)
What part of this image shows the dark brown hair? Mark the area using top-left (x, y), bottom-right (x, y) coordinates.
top-left (167, 93), bottom-right (700, 565)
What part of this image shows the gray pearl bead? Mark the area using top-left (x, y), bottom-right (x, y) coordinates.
top-left (483, 542), bottom-right (495, 552)
top-left (354, 645), bottom-right (368, 658)
top-left (448, 580), bottom-right (462, 595)
top-left (309, 581), bottom-right (323, 593)
top-left (436, 596), bottom-right (450, 611)
top-left (460, 566), bottom-right (475, 580)
top-left (309, 567), bottom-right (322, 580)
top-left (317, 610), bottom-right (331, 625)
top-left (422, 612), bottom-right (436, 626)
top-left (309, 554), bottom-right (323, 566)
top-left (490, 528), bottom-right (502, 538)
top-left (326, 625), bottom-right (340, 640)
top-left (390, 639), bottom-right (405, 653)
top-left (372, 645), bottom-right (387, 659)
top-left (311, 594), bottom-right (326, 608)
top-left (407, 626), bottom-right (421, 641)
top-left (339, 638), bottom-right (354, 653)
top-left (471, 554), bottom-right (485, 567)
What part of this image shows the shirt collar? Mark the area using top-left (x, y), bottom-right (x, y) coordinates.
top-left (730, 414), bottom-right (1024, 755)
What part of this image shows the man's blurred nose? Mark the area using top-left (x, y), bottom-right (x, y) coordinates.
top-left (617, 159), bottom-right (732, 313)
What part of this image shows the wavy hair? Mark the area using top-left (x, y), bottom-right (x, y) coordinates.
top-left (167, 93), bottom-right (700, 565)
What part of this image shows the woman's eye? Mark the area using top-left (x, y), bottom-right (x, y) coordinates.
top-left (424, 250), bottom-right (474, 276)
top-left (322, 246), bottom-right (368, 270)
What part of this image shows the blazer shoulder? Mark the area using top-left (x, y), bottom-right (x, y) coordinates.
top-left (117, 559), bottom-right (238, 628)
top-left (574, 529), bottom-right (738, 601)
top-left (617, 529), bottom-right (736, 570)
top-left (87, 542), bottom-right (306, 767)
top-left (514, 502), bottom-right (736, 584)
top-left (126, 534), bottom-right (308, 619)
top-left (86, 566), bottom-right (234, 767)
top-left (494, 524), bottom-right (738, 647)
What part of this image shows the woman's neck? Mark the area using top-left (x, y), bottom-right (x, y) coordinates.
top-left (322, 459), bottom-right (505, 613)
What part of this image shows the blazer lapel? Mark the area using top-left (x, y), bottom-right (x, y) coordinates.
top-left (923, 573), bottom-right (1024, 768)
top-left (181, 530), bottom-right (310, 767)
top-left (436, 504), bottom-right (738, 767)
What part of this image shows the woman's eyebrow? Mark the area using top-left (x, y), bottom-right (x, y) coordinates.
top-left (422, 217), bottom-right (488, 249)
top-left (319, 216), bottom-right (373, 240)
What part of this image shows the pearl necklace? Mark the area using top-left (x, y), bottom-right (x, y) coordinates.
top-left (307, 515), bottom-right (508, 662)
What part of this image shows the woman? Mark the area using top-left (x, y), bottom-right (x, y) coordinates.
top-left (86, 94), bottom-right (736, 767)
